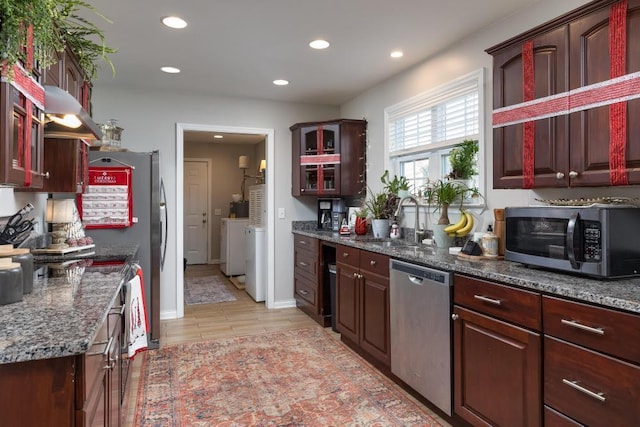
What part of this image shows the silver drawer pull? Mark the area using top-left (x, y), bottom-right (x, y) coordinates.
top-left (473, 295), bottom-right (502, 306)
top-left (561, 319), bottom-right (605, 335)
top-left (342, 252), bottom-right (349, 258)
top-left (89, 336), bottom-right (114, 357)
top-left (299, 262), bottom-right (308, 267)
top-left (370, 260), bottom-right (376, 266)
top-left (562, 379), bottom-right (606, 402)
top-left (299, 289), bottom-right (309, 296)
top-left (299, 240), bottom-right (307, 245)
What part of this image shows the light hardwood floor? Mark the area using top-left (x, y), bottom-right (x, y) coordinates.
top-left (123, 264), bottom-right (450, 426)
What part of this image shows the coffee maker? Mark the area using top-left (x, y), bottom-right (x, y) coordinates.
top-left (317, 198), bottom-right (346, 231)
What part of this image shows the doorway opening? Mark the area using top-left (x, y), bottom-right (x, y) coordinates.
top-left (176, 123), bottom-right (275, 319)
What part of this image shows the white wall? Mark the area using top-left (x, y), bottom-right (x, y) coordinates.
top-left (90, 87), bottom-right (338, 317)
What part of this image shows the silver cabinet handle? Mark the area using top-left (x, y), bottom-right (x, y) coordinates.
top-left (451, 313), bottom-right (459, 320)
top-left (561, 319), bottom-right (604, 335)
top-left (299, 261), bottom-right (308, 267)
top-left (562, 379), bottom-right (606, 402)
top-left (299, 289), bottom-right (309, 296)
top-left (556, 172), bottom-right (565, 179)
top-left (569, 171), bottom-right (579, 178)
top-left (370, 260), bottom-right (376, 266)
top-left (343, 252), bottom-right (349, 258)
top-left (473, 295), bottom-right (502, 305)
top-left (353, 272), bottom-right (358, 278)
top-left (299, 240), bottom-right (307, 245)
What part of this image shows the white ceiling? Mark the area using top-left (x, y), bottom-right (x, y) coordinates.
top-left (85, 0), bottom-right (540, 106)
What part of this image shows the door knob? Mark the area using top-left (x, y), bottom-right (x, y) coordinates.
top-left (202, 219), bottom-right (207, 223)
top-left (202, 212), bottom-right (206, 216)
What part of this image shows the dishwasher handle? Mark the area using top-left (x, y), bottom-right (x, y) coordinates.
top-left (408, 275), bottom-right (424, 285)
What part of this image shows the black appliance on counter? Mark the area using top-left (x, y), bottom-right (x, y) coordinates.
top-left (318, 198), bottom-right (345, 231)
top-left (505, 205), bottom-right (640, 278)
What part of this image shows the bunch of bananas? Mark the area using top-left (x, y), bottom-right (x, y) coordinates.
top-left (444, 210), bottom-right (474, 237)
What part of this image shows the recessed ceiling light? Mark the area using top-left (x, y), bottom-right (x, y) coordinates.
top-left (213, 134), bottom-right (224, 139)
top-left (273, 79), bottom-right (289, 86)
top-left (162, 16), bottom-right (188, 29)
top-left (309, 39), bottom-right (330, 50)
top-left (161, 66), bottom-right (181, 74)
top-left (390, 50), bottom-right (404, 58)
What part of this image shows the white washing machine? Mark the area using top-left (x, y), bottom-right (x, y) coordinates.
top-left (245, 225), bottom-right (265, 302)
top-left (220, 218), bottom-right (249, 276)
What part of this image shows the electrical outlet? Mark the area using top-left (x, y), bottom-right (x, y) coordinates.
top-left (214, 208), bottom-right (222, 216)
top-left (278, 208), bottom-right (286, 219)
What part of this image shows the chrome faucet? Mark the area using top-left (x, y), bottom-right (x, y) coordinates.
top-left (394, 196), bottom-right (422, 243)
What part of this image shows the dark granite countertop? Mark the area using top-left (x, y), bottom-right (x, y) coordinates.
top-left (292, 222), bottom-right (640, 315)
top-left (0, 243), bottom-right (139, 364)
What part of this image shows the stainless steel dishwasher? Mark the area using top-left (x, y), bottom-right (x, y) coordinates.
top-left (390, 259), bottom-right (452, 416)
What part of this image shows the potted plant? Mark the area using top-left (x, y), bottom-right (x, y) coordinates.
top-left (381, 170), bottom-right (411, 198)
top-left (421, 179), bottom-right (475, 248)
top-left (0, 0), bottom-right (115, 80)
top-left (354, 207), bottom-right (369, 235)
top-left (447, 139), bottom-right (479, 181)
top-left (363, 187), bottom-right (396, 238)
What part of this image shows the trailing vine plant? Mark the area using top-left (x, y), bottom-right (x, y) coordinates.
top-left (0, 0), bottom-right (115, 80)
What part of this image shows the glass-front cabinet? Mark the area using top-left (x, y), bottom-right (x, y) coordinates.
top-left (291, 119), bottom-right (366, 197)
top-left (0, 81), bottom-right (45, 188)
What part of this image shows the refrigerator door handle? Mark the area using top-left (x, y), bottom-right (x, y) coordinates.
top-left (160, 178), bottom-right (168, 271)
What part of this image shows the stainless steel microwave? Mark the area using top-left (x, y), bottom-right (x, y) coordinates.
top-left (505, 206), bottom-right (640, 278)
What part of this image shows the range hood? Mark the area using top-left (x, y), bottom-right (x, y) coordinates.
top-left (44, 85), bottom-right (103, 140)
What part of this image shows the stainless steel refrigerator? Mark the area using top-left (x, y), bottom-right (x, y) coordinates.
top-left (85, 150), bottom-right (164, 349)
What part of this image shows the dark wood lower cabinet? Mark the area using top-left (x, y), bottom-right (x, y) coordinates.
top-left (335, 245), bottom-right (390, 367)
top-left (0, 297), bottom-right (125, 426)
top-left (453, 305), bottom-right (541, 427)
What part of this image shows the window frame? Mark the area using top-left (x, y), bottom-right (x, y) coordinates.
top-left (384, 68), bottom-right (486, 208)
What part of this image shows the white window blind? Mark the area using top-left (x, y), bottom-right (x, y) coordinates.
top-left (387, 72), bottom-right (480, 155)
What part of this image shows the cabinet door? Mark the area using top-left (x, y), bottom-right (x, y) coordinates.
top-left (337, 121), bottom-right (367, 196)
top-left (335, 262), bottom-right (359, 343)
top-left (0, 83), bottom-right (45, 188)
top-left (65, 51), bottom-right (83, 101)
top-left (453, 305), bottom-right (542, 427)
top-left (492, 26), bottom-right (569, 189)
top-left (359, 270), bottom-right (390, 366)
top-left (43, 50), bottom-right (65, 88)
top-left (23, 138), bottom-right (88, 193)
top-left (297, 124), bottom-right (340, 196)
top-left (568, 0), bottom-right (640, 186)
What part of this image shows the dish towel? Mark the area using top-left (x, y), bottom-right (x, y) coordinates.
top-left (125, 265), bottom-right (148, 359)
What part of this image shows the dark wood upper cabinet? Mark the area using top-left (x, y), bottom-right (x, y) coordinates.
top-left (291, 119), bottom-right (366, 197)
top-left (488, 0), bottom-right (640, 188)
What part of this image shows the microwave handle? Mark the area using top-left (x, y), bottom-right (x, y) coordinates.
top-left (566, 212), bottom-right (580, 269)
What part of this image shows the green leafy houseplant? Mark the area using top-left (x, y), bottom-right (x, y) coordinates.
top-left (0, 0), bottom-right (115, 80)
top-left (380, 170), bottom-right (410, 195)
top-left (364, 187), bottom-right (396, 220)
top-left (447, 139), bottom-right (479, 180)
top-left (421, 179), bottom-right (472, 225)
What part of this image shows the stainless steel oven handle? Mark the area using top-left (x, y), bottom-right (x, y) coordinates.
top-left (566, 212), bottom-right (580, 269)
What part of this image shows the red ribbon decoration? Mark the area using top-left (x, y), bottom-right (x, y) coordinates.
top-left (609, 0), bottom-right (628, 185)
top-left (522, 39), bottom-right (535, 189)
top-left (317, 125), bottom-right (324, 195)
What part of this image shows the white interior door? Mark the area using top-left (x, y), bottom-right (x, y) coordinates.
top-left (184, 160), bottom-right (209, 264)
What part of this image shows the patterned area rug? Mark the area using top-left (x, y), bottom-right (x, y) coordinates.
top-left (135, 327), bottom-right (442, 426)
top-left (184, 275), bottom-right (236, 305)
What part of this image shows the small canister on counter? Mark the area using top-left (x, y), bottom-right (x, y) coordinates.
top-left (0, 245), bottom-right (34, 294)
top-left (0, 258), bottom-right (23, 305)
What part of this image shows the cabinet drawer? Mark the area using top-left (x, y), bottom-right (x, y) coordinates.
top-left (294, 273), bottom-right (316, 306)
top-left (544, 406), bottom-right (583, 427)
top-left (294, 234), bottom-right (318, 254)
top-left (454, 274), bottom-right (541, 330)
top-left (359, 250), bottom-right (389, 277)
top-left (544, 336), bottom-right (640, 427)
top-left (336, 244), bottom-right (360, 268)
top-left (294, 247), bottom-right (318, 278)
top-left (543, 296), bottom-right (640, 363)
top-left (76, 317), bottom-right (109, 407)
